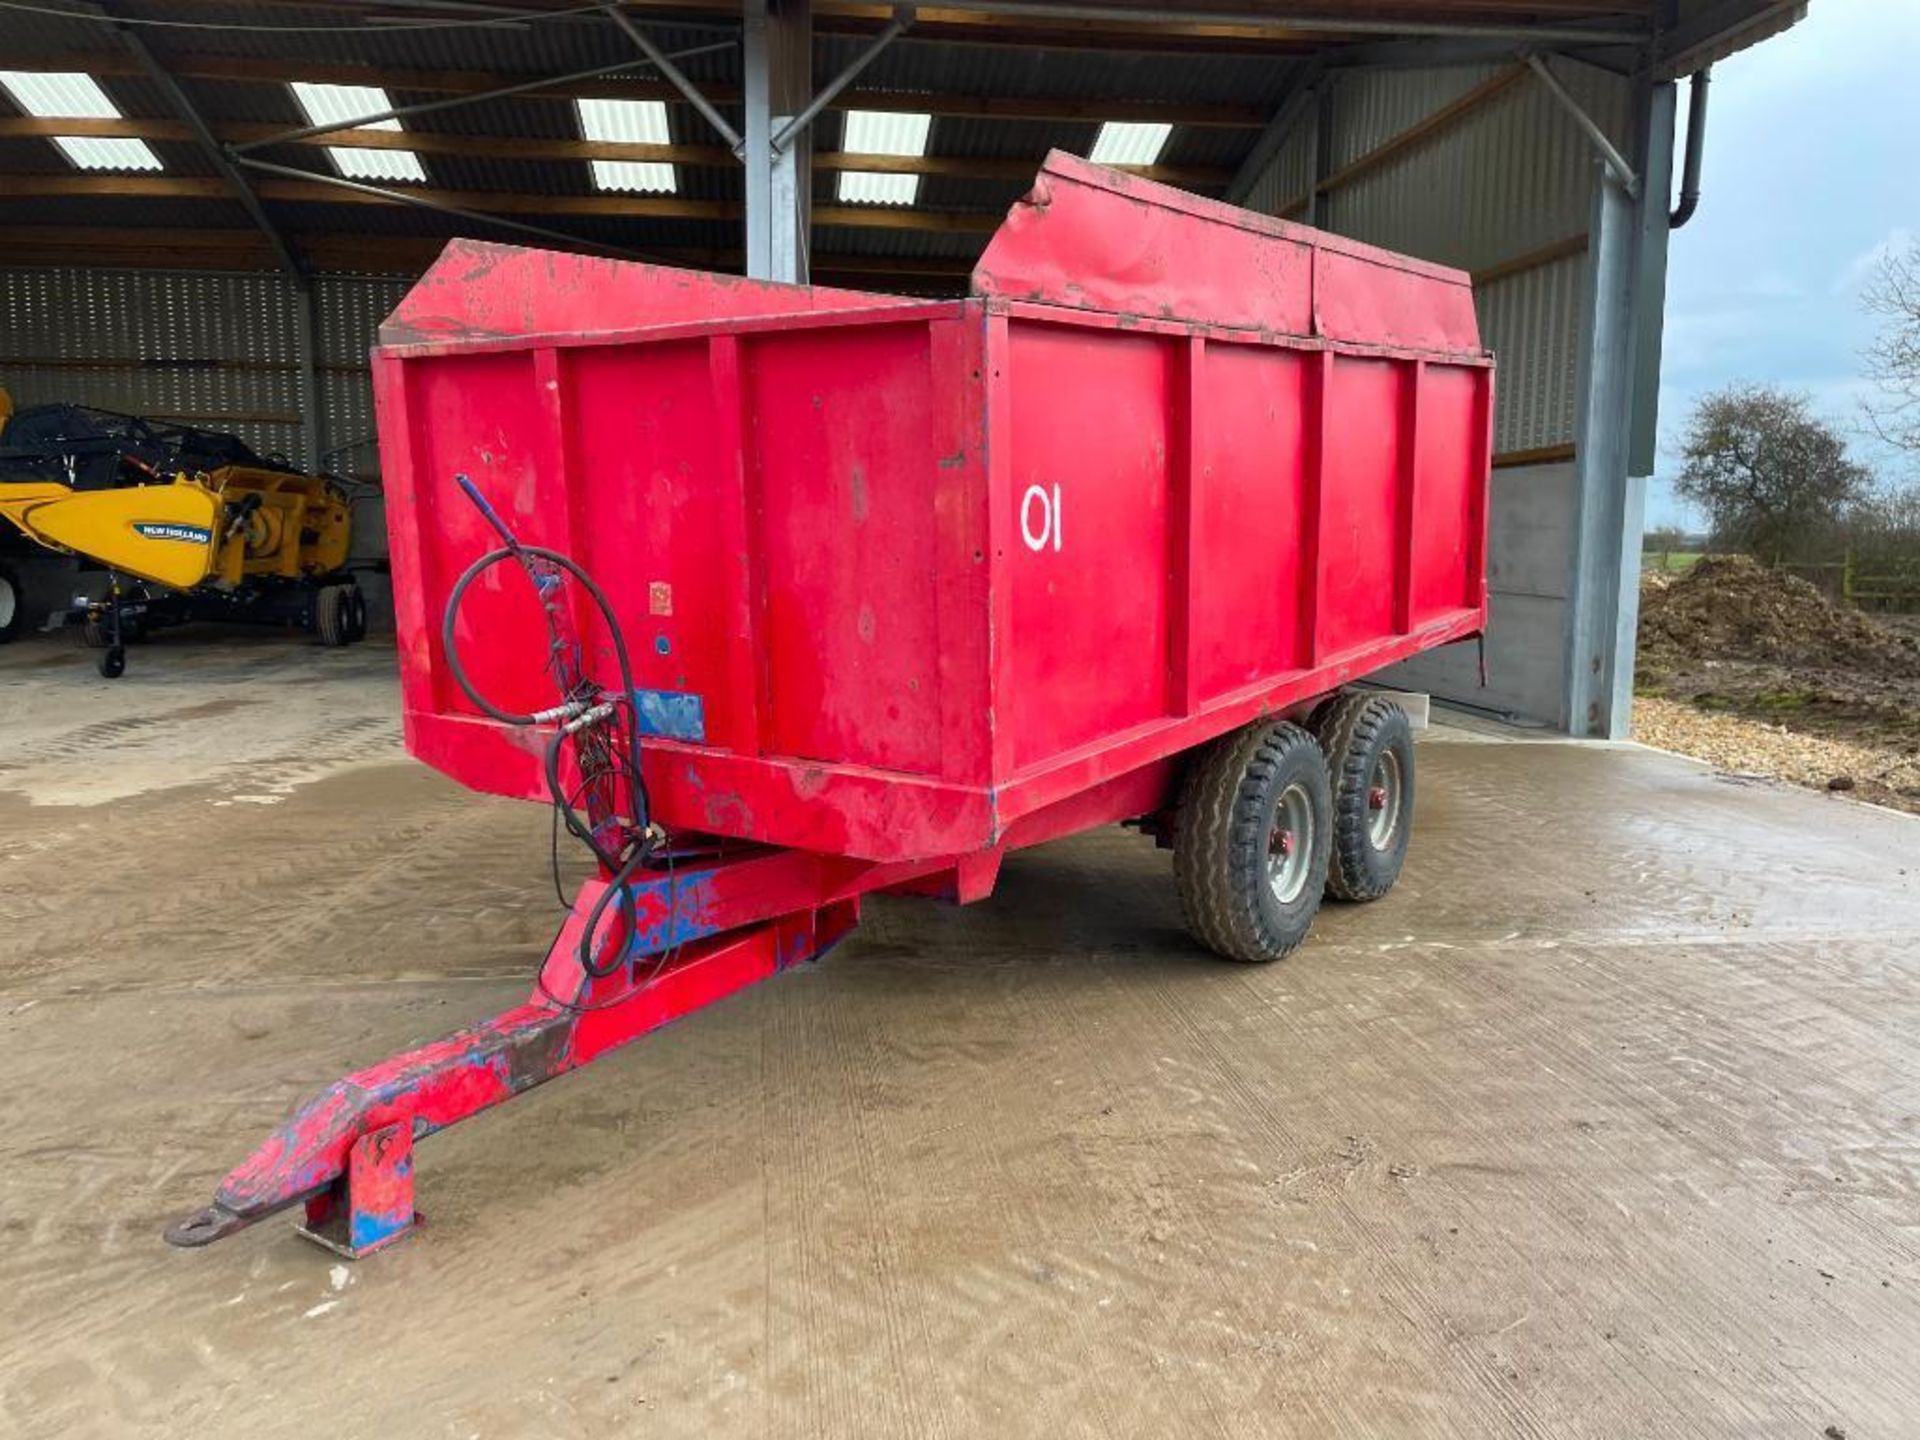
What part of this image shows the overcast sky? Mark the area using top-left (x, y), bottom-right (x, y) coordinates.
top-left (1647, 0), bottom-right (1920, 529)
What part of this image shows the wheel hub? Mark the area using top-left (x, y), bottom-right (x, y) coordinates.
top-left (1366, 750), bottom-right (1402, 849)
top-left (1266, 782), bottom-right (1315, 905)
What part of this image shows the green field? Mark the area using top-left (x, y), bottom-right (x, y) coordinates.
top-left (1642, 549), bottom-right (1707, 573)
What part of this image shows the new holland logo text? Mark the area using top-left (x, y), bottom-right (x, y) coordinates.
top-left (133, 522), bottom-right (212, 545)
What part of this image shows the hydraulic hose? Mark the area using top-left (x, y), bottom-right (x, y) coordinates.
top-left (442, 542), bottom-right (654, 981)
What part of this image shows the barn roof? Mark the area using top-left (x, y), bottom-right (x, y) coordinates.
top-left (0, 0), bottom-right (1805, 288)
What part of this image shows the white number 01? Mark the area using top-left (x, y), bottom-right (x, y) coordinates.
top-left (1021, 483), bottom-right (1063, 553)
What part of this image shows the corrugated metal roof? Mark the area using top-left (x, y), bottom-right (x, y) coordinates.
top-left (0, 0), bottom-right (1804, 278)
top-left (0, 3), bottom-right (115, 57)
top-left (810, 224), bottom-right (986, 262)
top-left (577, 96), bottom-right (672, 143)
top-left (111, 8), bottom-right (737, 84)
top-left (0, 70), bottom-right (126, 118)
top-left (826, 38), bottom-right (1304, 109)
top-left (1088, 120), bottom-right (1171, 165)
top-left (829, 173), bottom-right (1003, 218)
top-left (0, 195), bottom-right (245, 230)
top-left (231, 195), bottom-right (730, 241)
top-left (840, 108), bottom-right (932, 156)
top-left (887, 114), bottom-right (1092, 162)
top-left (1, 72), bottom-right (180, 127)
top-left (51, 136), bottom-right (165, 172)
top-left (1663, 0), bottom-right (1806, 76)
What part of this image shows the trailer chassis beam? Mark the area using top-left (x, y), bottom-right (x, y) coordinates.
top-left (166, 872), bottom-right (863, 1257)
top-left (162, 761), bottom-right (1181, 1256)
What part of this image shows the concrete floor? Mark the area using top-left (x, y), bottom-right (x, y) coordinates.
top-left (2, 633), bottom-right (1917, 1439)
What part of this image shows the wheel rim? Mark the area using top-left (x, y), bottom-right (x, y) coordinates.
top-left (1266, 782), bottom-right (1315, 905)
top-left (1367, 748), bottom-right (1403, 850)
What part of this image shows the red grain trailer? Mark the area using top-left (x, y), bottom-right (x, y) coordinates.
top-left (168, 154), bottom-right (1491, 1257)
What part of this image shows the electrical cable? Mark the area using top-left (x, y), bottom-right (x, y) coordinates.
top-left (0, 0), bottom-right (638, 32)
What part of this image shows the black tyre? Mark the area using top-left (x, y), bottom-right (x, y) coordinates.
top-left (343, 585), bottom-right (368, 643)
top-left (1311, 692), bottom-right (1414, 902)
top-left (0, 563), bottom-right (23, 644)
top-left (1174, 719), bottom-right (1333, 963)
top-left (79, 617), bottom-right (110, 649)
top-left (99, 645), bottom-right (126, 679)
top-left (314, 584), bottom-right (350, 647)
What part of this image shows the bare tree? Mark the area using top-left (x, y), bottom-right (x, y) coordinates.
top-left (1843, 481), bottom-right (1920, 578)
top-left (1864, 240), bottom-right (1920, 456)
top-left (1675, 384), bottom-right (1871, 562)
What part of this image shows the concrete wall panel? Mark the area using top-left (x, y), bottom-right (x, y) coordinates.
top-left (1487, 462), bottom-right (1575, 600)
top-left (1382, 460), bottom-right (1574, 726)
top-left (1385, 592), bottom-right (1569, 728)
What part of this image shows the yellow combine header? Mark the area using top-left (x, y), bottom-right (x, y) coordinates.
top-left (0, 392), bottom-right (368, 676)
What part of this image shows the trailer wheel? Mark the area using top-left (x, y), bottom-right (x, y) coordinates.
top-left (344, 585), bottom-right (368, 643)
top-left (99, 645), bottom-right (126, 679)
top-left (314, 584), bottom-right (351, 647)
top-left (1311, 692), bottom-right (1414, 902)
top-left (1174, 719), bottom-right (1332, 962)
top-left (0, 563), bottom-right (22, 644)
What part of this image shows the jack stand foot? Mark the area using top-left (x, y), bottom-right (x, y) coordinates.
top-left (296, 1120), bottom-right (419, 1259)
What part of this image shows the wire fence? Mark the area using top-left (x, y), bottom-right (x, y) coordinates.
top-left (1644, 546), bottom-right (1920, 614)
top-left (1774, 553), bottom-right (1920, 614)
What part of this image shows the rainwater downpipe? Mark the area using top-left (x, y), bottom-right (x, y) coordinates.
top-left (1669, 67), bottom-right (1711, 229)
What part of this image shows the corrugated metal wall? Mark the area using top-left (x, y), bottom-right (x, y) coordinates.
top-left (1240, 119), bottom-right (1315, 220)
top-left (1241, 59), bottom-right (1632, 456)
top-left (316, 275), bottom-right (414, 476)
top-left (0, 267), bottom-right (410, 475)
top-left (1237, 58), bottom-right (1641, 727)
top-left (1478, 253), bottom-right (1589, 455)
top-left (1325, 64), bottom-right (1494, 167)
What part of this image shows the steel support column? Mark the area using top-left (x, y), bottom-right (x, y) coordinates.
top-left (1562, 76), bottom-right (1675, 738)
top-left (743, 0), bottom-right (812, 283)
top-left (1631, 81), bottom-right (1680, 477)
